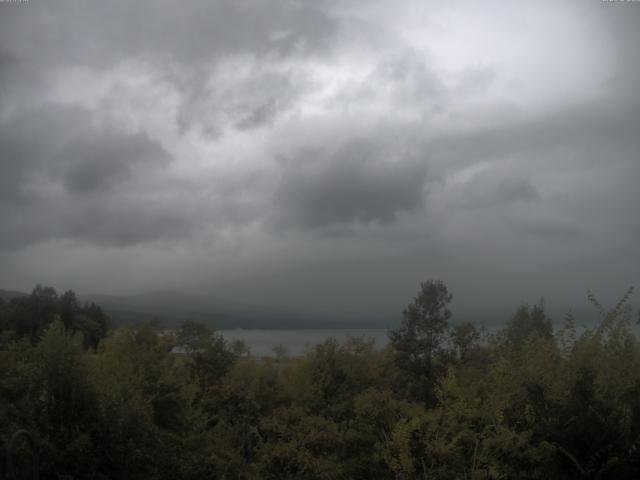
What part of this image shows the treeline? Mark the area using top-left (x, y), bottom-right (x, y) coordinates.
top-left (1, 281), bottom-right (639, 479)
top-left (0, 285), bottom-right (108, 349)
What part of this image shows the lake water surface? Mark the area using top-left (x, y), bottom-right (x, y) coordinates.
top-left (219, 328), bottom-right (390, 356)
top-left (219, 321), bottom-right (611, 357)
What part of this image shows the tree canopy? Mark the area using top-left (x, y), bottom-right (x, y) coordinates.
top-left (1, 281), bottom-right (640, 479)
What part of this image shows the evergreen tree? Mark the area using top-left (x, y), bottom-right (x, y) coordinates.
top-left (389, 280), bottom-right (452, 404)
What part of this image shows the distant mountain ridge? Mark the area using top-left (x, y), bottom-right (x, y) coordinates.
top-left (79, 290), bottom-right (390, 329)
top-left (0, 289), bottom-right (28, 302)
top-left (0, 287), bottom-right (390, 329)
top-left (2, 287), bottom-right (607, 330)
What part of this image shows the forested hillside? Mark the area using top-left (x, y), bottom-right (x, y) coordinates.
top-left (1, 281), bottom-right (639, 479)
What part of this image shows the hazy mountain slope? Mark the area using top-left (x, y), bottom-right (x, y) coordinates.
top-left (79, 291), bottom-right (389, 329)
top-left (0, 289), bottom-right (28, 302)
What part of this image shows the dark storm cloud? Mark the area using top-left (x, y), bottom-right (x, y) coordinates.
top-left (0, 104), bottom-right (85, 204)
top-left (62, 198), bottom-right (191, 248)
top-left (274, 140), bottom-right (428, 229)
top-left (428, 99), bottom-right (640, 173)
top-left (59, 131), bottom-right (171, 194)
top-left (431, 96), bottom-right (640, 249)
top-left (0, 195), bottom-right (191, 250)
top-left (0, 104), bottom-right (170, 197)
top-left (0, 103), bottom-right (180, 248)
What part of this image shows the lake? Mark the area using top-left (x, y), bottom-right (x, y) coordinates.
top-left (218, 320), bottom-right (616, 357)
top-left (218, 328), bottom-right (391, 356)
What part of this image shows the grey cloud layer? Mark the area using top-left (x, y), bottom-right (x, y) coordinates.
top-left (0, 0), bottom-right (340, 135)
top-left (274, 141), bottom-right (428, 229)
top-left (0, 0), bottom-right (338, 67)
top-left (0, 0), bottom-right (638, 317)
top-left (0, 103), bottom-right (180, 248)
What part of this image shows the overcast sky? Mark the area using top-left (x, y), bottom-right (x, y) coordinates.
top-left (0, 0), bottom-right (638, 323)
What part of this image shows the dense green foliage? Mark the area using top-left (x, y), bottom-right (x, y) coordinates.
top-left (1, 282), bottom-right (639, 479)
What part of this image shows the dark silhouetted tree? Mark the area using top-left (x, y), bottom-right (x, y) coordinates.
top-left (450, 321), bottom-right (480, 362)
top-left (389, 280), bottom-right (452, 403)
top-left (176, 320), bottom-right (236, 389)
top-left (503, 301), bottom-right (552, 350)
